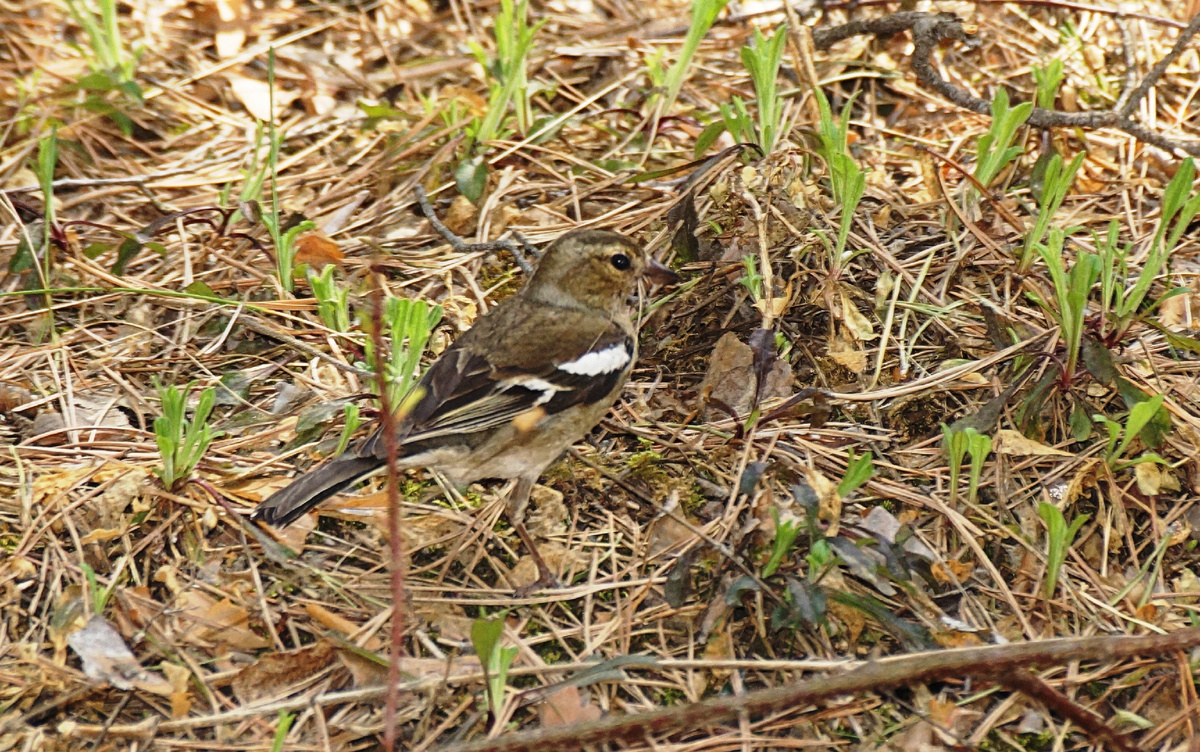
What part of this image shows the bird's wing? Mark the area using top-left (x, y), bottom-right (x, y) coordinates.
top-left (361, 305), bottom-right (633, 458)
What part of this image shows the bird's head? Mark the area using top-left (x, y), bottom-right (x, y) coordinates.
top-left (525, 229), bottom-right (679, 313)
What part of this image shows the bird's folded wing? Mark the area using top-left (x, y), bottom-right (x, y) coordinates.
top-left (361, 325), bottom-right (633, 457)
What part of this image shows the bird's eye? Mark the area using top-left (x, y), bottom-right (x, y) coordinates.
top-left (610, 253), bottom-right (632, 271)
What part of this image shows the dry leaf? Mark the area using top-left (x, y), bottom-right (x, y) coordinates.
top-left (931, 559), bottom-right (975, 583)
top-left (526, 485), bottom-right (568, 538)
top-left (444, 195), bottom-right (479, 235)
top-left (304, 603), bottom-right (381, 650)
top-left (827, 598), bottom-right (865, 645)
top-left (828, 325), bottom-right (866, 373)
top-left (698, 331), bottom-right (793, 418)
top-left (840, 292), bottom-right (877, 341)
top-left (1060, 458), bottom-right (1101, 505)
top-left (173, 589), bottom-right (271, 652)
top-left (68, 615), bottom-right (173, 695)
top-left (696, 623), bottom-right (734, 696)
top-left (993, 429), bottom-right (1072, 457)
top-left (231, 640), bottom-right (338, 705)
top-left (226, 73), bottom-right (295, 121)
top-left (539, 685), bottom-right (601, 728)
top-left (806, 467), bottom-right (841, 537)
top-left (1136, 462), bottom-right (1164, 496)
top-left (511, 543), bottom-right (584, 589)
top-left (293, 229), bottom-right (344, 268)
top-left (268, 509), bottom-right (316, 552)
top-left (162, 663), bottom-right (193, 718)
top-left (337, 649), bottom-right (388, 687)
top-left (206, 0), bottom-right (249, 58)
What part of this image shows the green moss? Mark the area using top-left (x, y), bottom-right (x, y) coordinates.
top-left (626, 448), bottom-right (666, 483)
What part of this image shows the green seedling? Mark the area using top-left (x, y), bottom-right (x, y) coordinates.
top-left (361, 297), bottom-right (443, 410)
top-left (737, 253), bottom-right (764, 301)
top-left (941, 423), bottom-right (968, 503)
top-left (1028, 227), bottom-right (1100, 387)
top-left (269, 711), bottom-right (295, 752)
top-left (971, 88), bottom-right (1033, 197)
top-left (717, 25), bottom-right (788, 154)
top-left (1096, 159), bottom-right (1199, 346)
top-left (762, 507), bottom-right (801, 578)
top-left (252, 50), bottom-right (312, 295)
top-left (813, 88), bottom-right (865, 269)
top-left (837, 449), bottom-right (874, 497)
top-left (80, 560), bottom-right (121, 615)
top-left (154, 380), bottom-right (219, 490)
top-left (941, 425), bottom-right (990, 503)
top-left (1094, 394), bottom-right (1169, 471)
top-left (471, 612), bottom-right (518, 724)
top-left (656, 0), bottom-right (731, 117)
top-left (460, 0), bottom-right (546, 201)
top-left (308, 264), bottom-right (352, 333)
top-left (1019, 151), bottom-right (1084, 272)
top-left (335, 404), bottom-right (362, 457)
top-left (965, 430), bottom-right (992, 505)
top-left (1037, 502), bottom-right (1089, 598)
top-left (1032, 59), bottom-right (1064, 110)
top-left (63, 0), bottom-right (144, 133)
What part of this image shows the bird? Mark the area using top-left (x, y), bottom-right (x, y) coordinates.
top-left (252, 228), bottom-right (679, 591)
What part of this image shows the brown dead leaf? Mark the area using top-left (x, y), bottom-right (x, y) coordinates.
top-left (268, 509), bottom-right (316, 552)
top-left (440, 86), bottom-right (489, 117)
top-left (526, 485), bottom-right (568, 538)
top-left (226, 73), bottom-right (295, 121)
top-left (827, 598), bottom-right (865, 645)
top-left (293, 229), bottom-right (344, 268)
top-left (993, 429), bottom-right (1072, 457)
top-left (805, 467), bottom-right (841, 537)
top-left (649, 509), bottom-right (697, 557)
top-left (511, 543), bottom-right (584, 589)
top-left (444, 195), bottom-right (479, 236)
top-left (304, 603), bottom-right (382, 650)
top-left (172, 588), bottom-right (271, 652)
top-left (337, 649), bottom-right (389, 687)
top-left (696, 623), bottom-right (734, 696)
top-left (698, 331), bottom-right (793, 418)
top-left (840, 291), bottom-right (877, 341)
top-left (932, 628), bottom-right (985, 648)
top-left (231, 640), bottom-right (338, 705)
top-left (828, 324), bottom-right (866, 373)
top-left (207, 0), bottom-right (249, 58)
top-left (539, 684), bottom-right (601, 728)
top-left (1061, 458), bottom-right (1101, 505)
top-left (1136, 461), bottom-right (1164, 496)
top-left (162, 663), bottom-right (192, 718)
top-left (931, 559), bottom-right (975, 584)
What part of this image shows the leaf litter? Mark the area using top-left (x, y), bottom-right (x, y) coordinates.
top-left (4, 1), bottom-right (1200, 750)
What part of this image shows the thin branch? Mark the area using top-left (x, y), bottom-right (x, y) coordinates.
top-left (1002, 669), bottom-right (1140, 752)
top-left (369, 290), bottom-right (408, 752)
top-left (414, 185), bottom-right (537, 275)
top-left (436, 628), bottom-right (1200, 752)
top-left (813, 11), bottom-right (1200, 156)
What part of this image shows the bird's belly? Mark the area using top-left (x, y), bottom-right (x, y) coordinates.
top-left (439, 400), bottom-right (612, 486)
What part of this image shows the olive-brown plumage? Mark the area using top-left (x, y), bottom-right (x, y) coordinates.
top-left (253, 229), bottom-right (677, 590)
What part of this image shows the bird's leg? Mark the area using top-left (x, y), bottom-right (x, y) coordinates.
top-left (507, 476), bottom-right (561, 595)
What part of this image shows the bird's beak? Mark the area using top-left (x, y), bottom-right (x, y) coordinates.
top-left (642, 257), bottom-right (681, 286)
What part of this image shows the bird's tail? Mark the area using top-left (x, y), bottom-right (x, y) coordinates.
top-left (252, 455), bottom-right (384, 528)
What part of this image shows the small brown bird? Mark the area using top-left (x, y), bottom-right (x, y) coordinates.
top-left (253, 229), bottom-right (678, 590)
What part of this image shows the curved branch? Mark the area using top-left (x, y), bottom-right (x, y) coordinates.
top-left (438, 628), bottom-right (1200, 752)
top-left (813, 11), bottom-right (1200, 156)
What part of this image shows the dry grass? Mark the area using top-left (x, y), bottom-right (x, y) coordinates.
top-left (3, 0), bottom-right (1200, 750)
